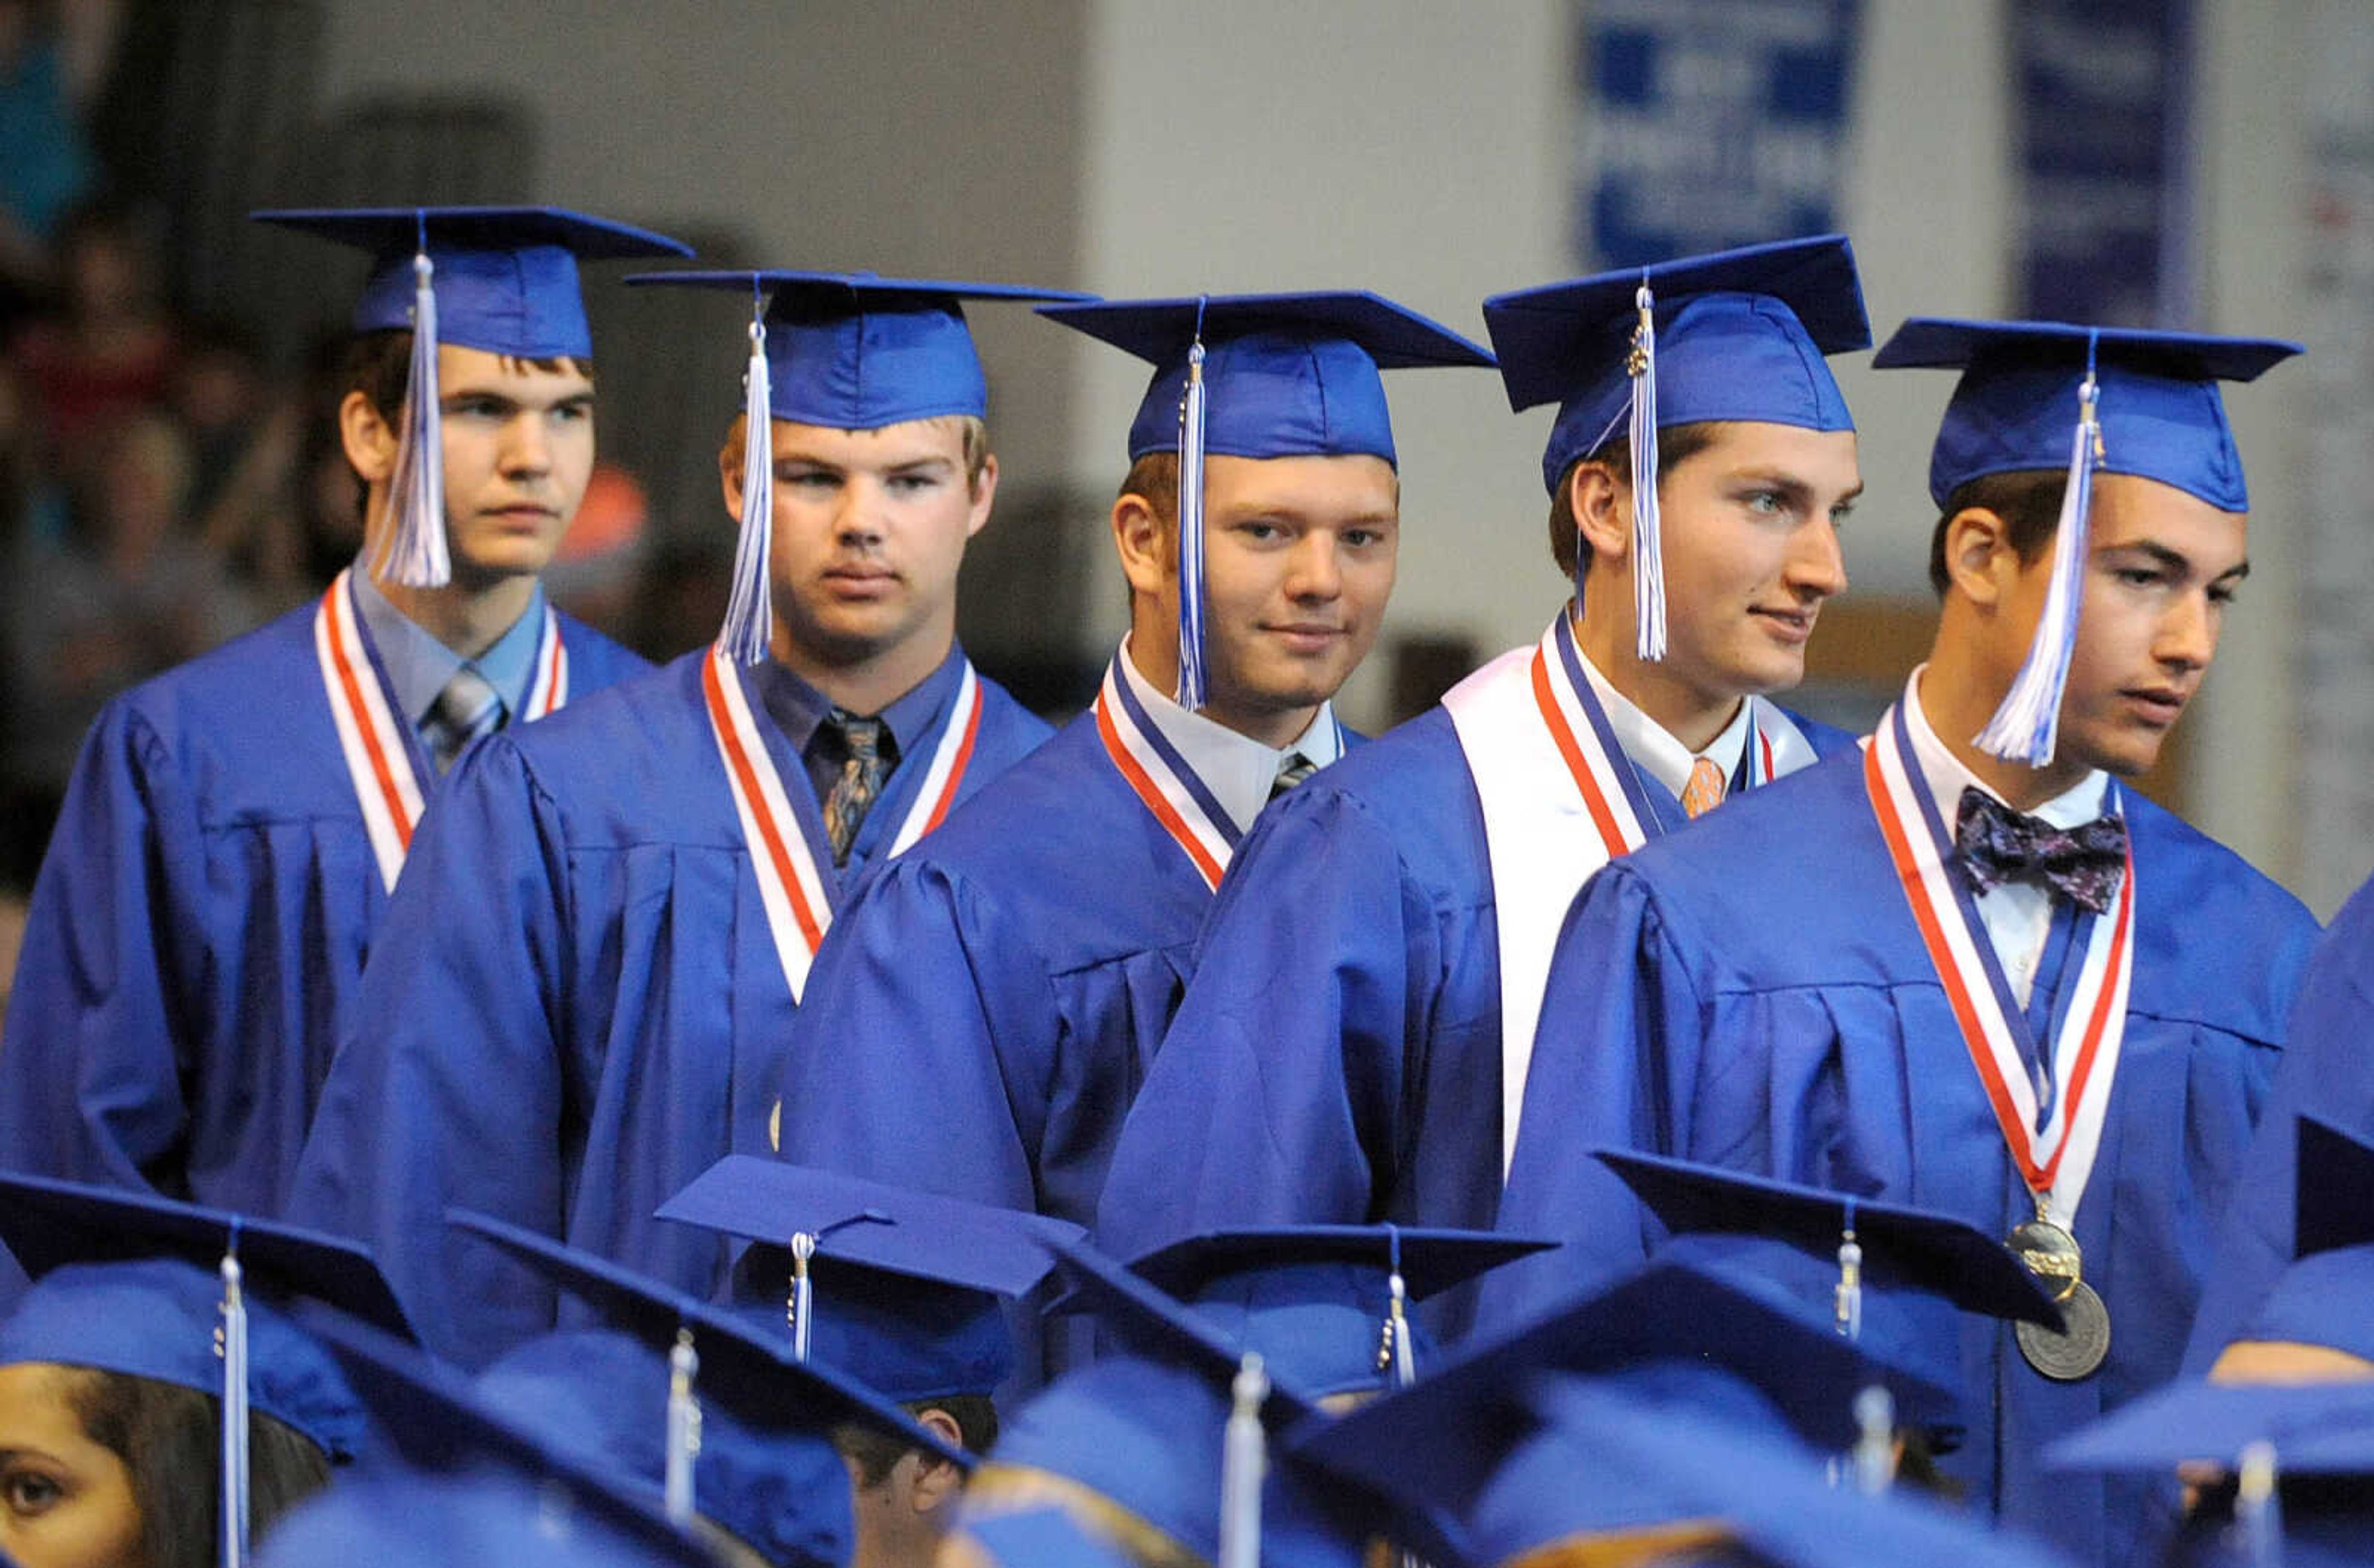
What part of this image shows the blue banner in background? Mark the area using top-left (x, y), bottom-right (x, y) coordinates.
top-left (1579, 0), bottom-right (1860, 269)
top-left (2012, 0), bottom-right (2193, 326)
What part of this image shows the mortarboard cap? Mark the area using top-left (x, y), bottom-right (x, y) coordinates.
top-left (624, 269), bottom-right (1091, 664)
top-left (1107, 1224), bottom-right (1552, 1397)
top-left (0, 1171), bottom-right (406, 1562)
top-left (946, 1506), bottom-right (1138, 1568)
top-left (1483, 235), bottom-right (1868, 666)
top-left (2227, 1115), bottom-right (2374, 1365)
top-left (976, 1239), bottom-right (1362, 1568)
top-left (657, 1156), bottom-right (1078, 1404)
top-left (1873, 318), bottom-right (2301, 766)
top-left (251, 205), bottom-right (693, 593)
top-left (1039, 291), bottom-right (1492, 709)
top-left (451, 1208), bottom-right (962, 1564)
top-left (279, 1305), bottom-right (721, 1567)
top-left (2046, 1378), bottom-right (2374, 1478)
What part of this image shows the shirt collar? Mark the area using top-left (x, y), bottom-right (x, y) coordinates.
top-left (349, 567), bottom-right (548, 727)
top-left (751, 640), bottom-right (968, 760)
top-left (1116, 635), bottom-right (1343, 833)
top-left (1903, 664), bottom-right (2108, 831)
top-left (1571, 641), bottom-right (1753, 800)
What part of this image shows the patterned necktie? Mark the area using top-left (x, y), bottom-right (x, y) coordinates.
top-left (1270, 752), bottom-right (1318, 800)
top-left (1953, 787), bottom-right (2129, 914)
top-left (427, 666), bottom-right (503, 774)
top-left (822, 711), bottom-right (891, 867)
top-left (1680, 755), bottom-right (1728, 819)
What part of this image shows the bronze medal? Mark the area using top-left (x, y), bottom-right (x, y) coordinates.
top-left (2015, 1278), bottom-right (2112, 1381)
top-left (2006, 1218), bottom-right (2083, 1303)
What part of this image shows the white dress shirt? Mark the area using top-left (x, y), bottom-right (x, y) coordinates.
top-left (1573, 645), bottom-right (1753, 803)
top-left (1117, 636), bottom-right (1344, 833)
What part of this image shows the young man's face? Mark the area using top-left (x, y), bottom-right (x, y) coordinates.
top-left (2015, 472), bottom-right (2245, 778)
top-left (1175, 452), bottom-right (1400, 729)
top-left (731, 417), bottom-right (993, 671)
top-left (1632, 422), bottom-right (1858, 704)
top-left (435, 344), bottom-right (597, 585)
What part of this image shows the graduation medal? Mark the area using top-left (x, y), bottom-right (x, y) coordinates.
top-left (314, 567), bottom-right (568, 890)
top-left (1865, 701), bottom-right (2132, 1383)
top-left (702, 644), bottom-right (982, 1003)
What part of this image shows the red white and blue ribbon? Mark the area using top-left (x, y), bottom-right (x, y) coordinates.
top-left (1449, 611), bottom-right (1817, 1174)
top-left (314, 568), bottom-right (565, 891)
top-left (1864, 700), bottom-right (2133, 1227)
top-left (703, 646), bottom-right (982, 1003)
top-left (1096, 658), bottom-right (1240, 892)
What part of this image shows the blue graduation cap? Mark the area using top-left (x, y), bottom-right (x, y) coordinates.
top-left (451, 1209), bottom-right (965, 1566)
top-left (947, 1506), bottom-right (1138, 1568)
top-left (655, 1156), bottom-right (1078, 1405)
top-left (252, 206), bottom-right (694, 592)
top-left (1107, 1224), bottom-right (1553, 1397)
top-left (626, 269), bottom-right (1093, 665)
top-left (276, 1305), bottom-right (720, 1568)
top-left (979, 1239), bottom-right (1357, 1568)
top-left (1038, 291), bottom-right (1493, 709)
top-left (1873, 317), bottom-right (2302, 765)
top-left (1483, 235), bottom-right (1869, 663)
top-left (0, 1173), bottom-right (407, 1566)
top-left (2045, 1378), bottom-right (2374, 1478)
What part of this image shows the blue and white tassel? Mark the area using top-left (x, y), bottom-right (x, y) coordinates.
top-left (787, 1231), bottom-right (816, 1363)
top-left (2233, 1441), bottom-right (2284, 1568)
top-left (720, 283), bottom-right (775, 665)
top-left (1381, 1226), bottom-right (1417, 1389)
top-left (378, 221), bottom-right (450, 589)
top-left (1175, 299), bottom-right (1212, 710)
top-left (1217, 1354), bottom-right (1268, 1568)
top-left (1627, 278), bottom-right (1667, 663)
top-left (1976, 337), bottom-right (2104, 766)
top-left (1850, 1385), bottom-right (1895, 1496)
top-left (664, 1329), bottom-right (702, 1525)
top-left (218, 1226), bottom-right (252, 1568)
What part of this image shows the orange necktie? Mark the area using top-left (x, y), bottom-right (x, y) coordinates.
top-left (1682, 755), bottom-right (1728, 819)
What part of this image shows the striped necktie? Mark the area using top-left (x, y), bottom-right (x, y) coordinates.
top-left (427, 667), bottom-right (504, 774)
top-left (1270, 752), bottom-right (1318, 800)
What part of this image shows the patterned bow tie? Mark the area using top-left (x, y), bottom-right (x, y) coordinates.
top-left (1953, 787), bottom-right (2128, 914)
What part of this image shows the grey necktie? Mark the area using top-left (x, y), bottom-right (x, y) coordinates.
top-left (427, 666), bottom-right (504, 774)
top-left (1270, 752), bottom-right (1318, 800)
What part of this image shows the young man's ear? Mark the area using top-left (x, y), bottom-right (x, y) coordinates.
top-left (718, 414), bottom-right (751, 519)
top-left (1568, 460), bottom-right (1630, 567)
top-left (1941, 506), bottom-right (2018, 609)
top-left (905, 1406), bottom-right (969, 1514)
top-left (964, 453), bottom-right (998, 539)
top-left (338, 389), bottom-right (398, 486)
top-left (1111, 490), bottom-right (1173, 600)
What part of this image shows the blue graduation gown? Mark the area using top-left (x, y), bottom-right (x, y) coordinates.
top-left (2180, 870), bottom-right (2369, 1370)
top-left (0, 600), bottom-right (646, 1216)
top-left (1092, 703), bottom-right (1855, 1333)
top-left (775, 711), bottom-right (1238, 1231)
top-left (284, 648), bottom-right (1049, 1370)
top-left (1486, 750), bottom-right (2317, 1568)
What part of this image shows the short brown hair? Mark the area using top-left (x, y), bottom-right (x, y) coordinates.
top-left (342, 329), bottom-right (592, 425)
top-left (1927, 468), bottom-right (2066, 596)
top-left (1118, 451), bottom-right (1180, 533)
top-left (1547, 420), bottom-right (1724, 578)
top-left (836, 1393), bottom-right (1000, 1488)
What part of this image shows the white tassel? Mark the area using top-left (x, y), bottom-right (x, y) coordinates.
top-left (378, 250), bottom-right (451, 588)
top-left (1976, 364), bottom-right (2103, 765)
top-left (218, 1242), bottom-right (252, 1568)
top-left (1835, 1211), bottom-right (1863, 1342)
top-left (1176, 329), bottom-right (1210, 710)
top-left (664, 1329), bottom-right (701, 1525)
top-left (1628, 281), bottom-right (1667, 663)
top-left (2233, 1440), bottom-right (2284, 1568)
top-left (720, 308), bottom-right (775, 665)
top-left (1217, 1354), bottom-right (1268, 1568)
top-left (788, 1232), bottom-right (816, 1363)
top-left (1850, 1384), bottom-right (1895, 1496)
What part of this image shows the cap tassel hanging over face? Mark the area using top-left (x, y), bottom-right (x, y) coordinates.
top-left (1627, 278), bottom-right (1668, 663)
top-left (1975, 334), bottom-right (2104, 766)
top-left (1218, 1352), bottom-right (1268, 1568)
top-left (1175, 299), bottom-right (1212, 710)
top-left (378, 219), bottom-right (450, 590)
top-left (720, 284), bottom-right (776, 666)
top-left (663, 1329), bottom-right (702, 1524)
top-left (217, 1223), bottom-right (252, 1568)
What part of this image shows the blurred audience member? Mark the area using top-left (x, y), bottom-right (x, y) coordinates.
top-left (542, 459), bottom-right (648, 640)
top-left (0, 0), bottom-right (96, 326)
top-left (8, 197), bottom-right (176, 483)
